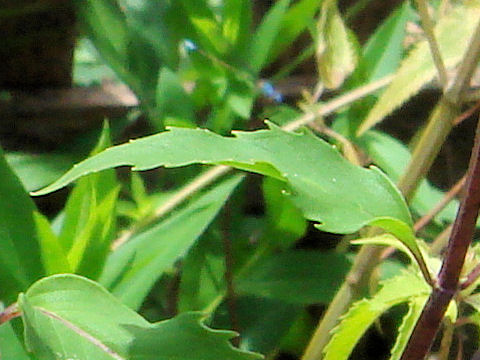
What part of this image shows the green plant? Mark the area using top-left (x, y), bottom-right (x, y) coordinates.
top-left (2, 1), bottom-right (480, 359)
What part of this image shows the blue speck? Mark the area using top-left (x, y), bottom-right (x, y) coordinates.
top-left (261, 82), bottom-right (283, 103)
top-left (183, 39), bottom-right (198, 52)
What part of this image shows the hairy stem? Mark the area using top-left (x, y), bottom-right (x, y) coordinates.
top-left (400, 114), bottom-right (480, 360)
top-left (415, 0), bottom-right (448, 88)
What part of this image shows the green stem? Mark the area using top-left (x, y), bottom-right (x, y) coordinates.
top-left (302, 17), bottom-right (480, 360)
top-left (415, 0), bottom-right (448, 88)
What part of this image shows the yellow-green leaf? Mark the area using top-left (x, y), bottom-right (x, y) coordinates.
top-left (316, 0), bottom-right (357, 89)
top-left (358, 1), bottom-right (480, 135)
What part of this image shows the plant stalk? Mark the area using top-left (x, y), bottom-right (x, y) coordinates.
top-left (400, 114), bottom-right (480, 360)
top-left (302, 17), bottom-right (480, 360)
top-left (415, 0), bottom-right (448, 88)
top-left (301, 94), bottom-right (459, 360)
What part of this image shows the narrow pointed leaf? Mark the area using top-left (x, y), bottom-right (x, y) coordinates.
top-left (323, 272), bottom-right (430, 360)
top-left (248, 0), bottom-right (290, 73)
top-left (34, 123), bottom-right (412, 236)
top-left (33, 212), bottom-right (72, 275)
top-left (389, 297), bottom-right (427, 360)
top-left (358, 2), bottom-right (480, 135)
top-left (100, 175), bottom-right (243, 309)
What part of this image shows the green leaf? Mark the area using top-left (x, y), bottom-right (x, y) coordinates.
top-left (178, 0), bottom-right (227, 55)
top-left (248, 0), bottom-right (290, 73)
top-left (0, 147), bottom-right (44, 302)
top-left (127, 312), bottom-right (262, 360)
top-left (155, 67), bottom-right (195, 129)
top-left (67, 187), bottom-right (120, 279)
top-left (269, 0), bottom-right (323, 60)
top-left (316, 0), bottom-right (357, 89)
top-left (100, 175), bottom-right (243, 310)
top-left (352, 229), bottom-right (433, 286)
top-left (358, 2), bottom-right (480, 135)
top-left (0, 303), bottom-right (32, 360)
top-left (54, 125), bottom-right (119, 279)
top-left (34, 123), bottom-right (412, 235)
top-left (229, 297), bottom-right (300, 355)
top-left (263, 177), bottom-right (308, 249)
top-left (334, 2), bottom-right (414, 133)
top-left (33, 212), bottom-right (72, 275)
top-left (236, 251), bottom-right (351, 304)
top-left (358, 130), bottom-right (460, 223)
top-left (323, 271), bottom-right (430, 360)
top-left (58, 123), bottom-right (117, 252)
top-left (5, 152), bottom-right (75, 192)
top-left (178, 233), bottom-right (226, 312)
top-left (222, 0), bottom-right (252, 53)
top-left (389, 297), bottom-right (426, 360)
top-left (19, 274), bottom-right (260, 360)
top-left (19, 274), bottom-right (150, 360)
top-left (75, 0), bottom-right (130, 83)
top-left (356, 2), bottom-right (414, 83)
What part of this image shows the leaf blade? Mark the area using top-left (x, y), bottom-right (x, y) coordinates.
top-left (34, 124), bottom-right (412, 236)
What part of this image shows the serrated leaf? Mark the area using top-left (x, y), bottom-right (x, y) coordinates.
top-left (100, 175), bottom-right (243, 310)
top-left (34, 123), bottom-right (412, 236)
top-left (389, 297), bottom-right (426, 360)
top-left (316, 0), bottom-right (357, 89)
top-left (236, 251), bottom-right (351, 304)
top-left (227, 297), bottom-right (300, 355)
top-left (127, 312), bottom-right (262, 360)
top-left (323, 271), bottom-right (430, 360)
top-left (18, 274), bottom-right (260, 360)
top-left (358, 2), bottom-right (480, 135)
top-left (248, 0), bottom-right (290, 73)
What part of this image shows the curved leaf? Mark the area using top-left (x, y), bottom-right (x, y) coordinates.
top-left (34, 123), bottom-right (412, 235)
top-left (323, 271), bottom-right (430, 360)
top-left (389, 297), bottom-right (425, 360)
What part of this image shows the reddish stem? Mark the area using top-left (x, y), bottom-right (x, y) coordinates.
top-left (0, 303), bottom-right (20, 325)
top-left (401, 116), bottom-right (480, 360)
